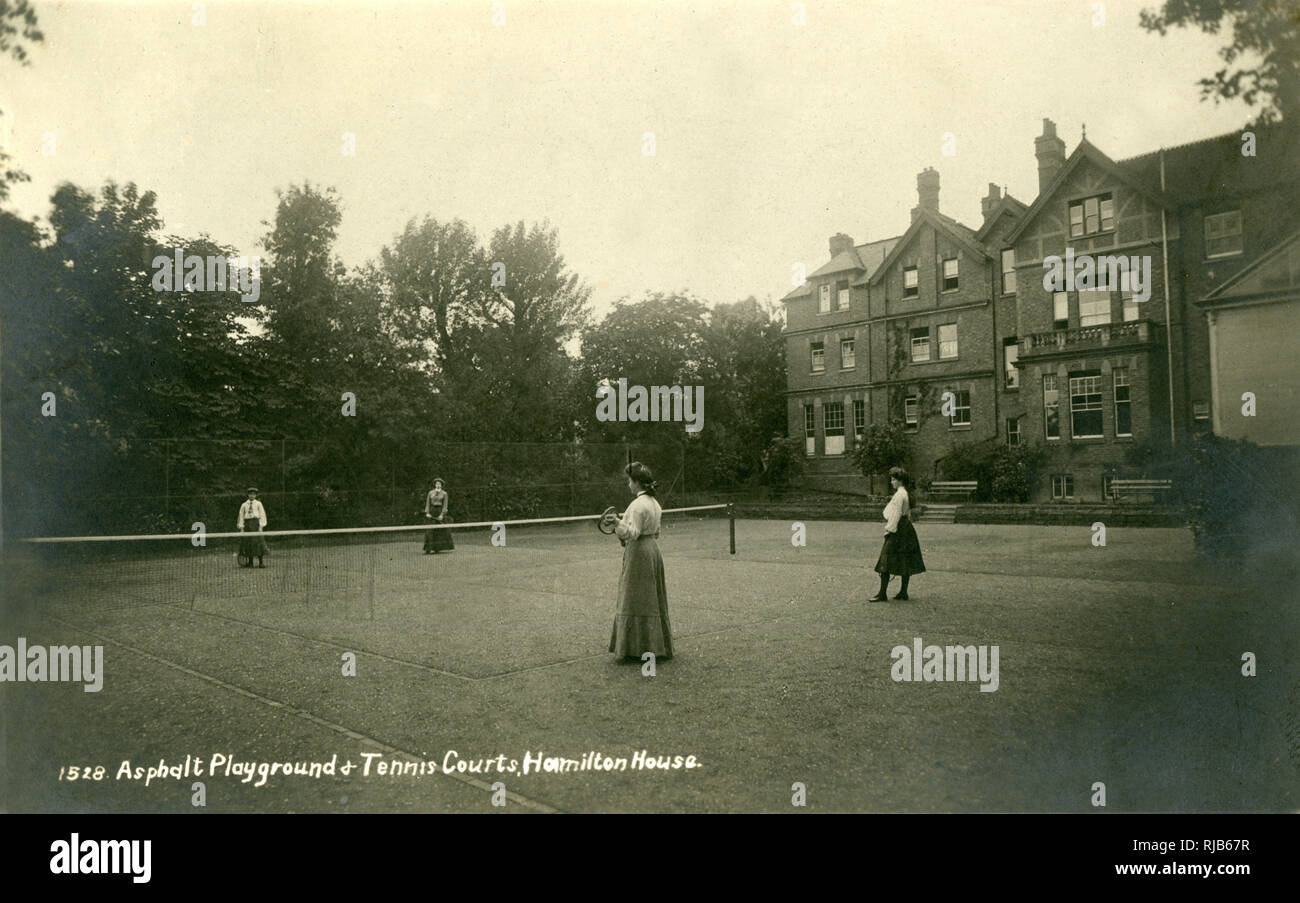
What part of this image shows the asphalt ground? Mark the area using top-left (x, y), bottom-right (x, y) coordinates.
top-left (2, 516), bottom-right (1296, 812)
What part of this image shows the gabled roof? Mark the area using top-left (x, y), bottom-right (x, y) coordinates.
top-left (974, 194), bottom-right (1028, 242)
top-left (1004, 139), bottom-right (1171, 244)
top-left (867, 207), bottom-right (988, 286)
top-left (808, 248), bottom-right (868, 279)
top-left (781, 282), bottom-right (811, 301)
top-left (849, 236), bottom-right (901, 286)
top-left (1198, 228), bottom-right (1300, 307)
top-left (1117, 122), bottom-right (1300, 207)
top-left (783, 236), bottom-right (899, 301)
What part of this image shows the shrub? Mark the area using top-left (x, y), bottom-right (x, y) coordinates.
top-left (936, 441), bottom-right (1045, 502)
top-left (1149, 433), bottom-right (1299, 561)
top-left (760, 435), bottom-right (805, 498)
top-left (988, 444), bottom-right (1046, 503)
top-left (850, 422), bottom-right (910, 493)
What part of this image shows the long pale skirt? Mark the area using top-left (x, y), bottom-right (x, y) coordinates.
top-left (609, 534), bottom-right (673, 659)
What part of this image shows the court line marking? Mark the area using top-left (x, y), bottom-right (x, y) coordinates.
top-left (47, 615), bottom-right (561, 814)
top-left (74, 593), bottom-right (791, 683)
top-left (100, 603), bottom-right (479, 682)
top-left (45, 555), bottom-right (1225, 688)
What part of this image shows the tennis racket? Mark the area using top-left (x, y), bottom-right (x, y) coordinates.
top-left (597, 506), bottom-right (619, 534)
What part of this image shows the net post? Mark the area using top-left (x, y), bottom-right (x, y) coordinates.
top-left (728, 503), bottom-right (736, 555)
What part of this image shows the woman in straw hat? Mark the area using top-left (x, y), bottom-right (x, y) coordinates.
top-left (237, 487), bottom-right (269, 568)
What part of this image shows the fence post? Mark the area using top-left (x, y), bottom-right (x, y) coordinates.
top-left (728, 503), bottom-right (736, 555)
top-left (368, 545), bottom-right (376, 621)
top-left (680, 443), bottom-right (687, 507)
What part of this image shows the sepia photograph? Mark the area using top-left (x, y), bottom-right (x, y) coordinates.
top-left (0, 0), bottom-right (1297, 850)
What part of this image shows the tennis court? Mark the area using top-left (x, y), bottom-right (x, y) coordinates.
top-left (3, 515), bottom-right (1296, 813)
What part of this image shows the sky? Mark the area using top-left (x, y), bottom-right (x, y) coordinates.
top-left (1, 0), bottom-right (1265, 319)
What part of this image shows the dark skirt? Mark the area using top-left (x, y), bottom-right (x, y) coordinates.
top-left (239, 518), bottom-right (268, 561)
top-left (874, 516), bottom-right (926, 576)
top-left (609, 534), bottom-right (672, 659)
top-left (423, 517), bottom-right (455, 552)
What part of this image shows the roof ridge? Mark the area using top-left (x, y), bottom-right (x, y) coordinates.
top-left (853, 235), bottom-right (902, 251)
top-left (1115, 123), bottom-right (1285, 163)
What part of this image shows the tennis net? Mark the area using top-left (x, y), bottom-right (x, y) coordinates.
top-left (15, 504), bottom-right (732, 616)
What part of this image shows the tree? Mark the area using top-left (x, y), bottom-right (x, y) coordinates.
top-left (1140, 0), bottom-right (1300, 123)
top-left (0, 0), bottom-right (43, 202)
top-left (1, 179), bottom-right (269, 532)
top-left (701, 297), bottom-right (787, 482)
top-left (476, 221), bottom-right (591, 441)
top-left (850, 422), bottom-right (910, 494)
top-left (258, 182), bottom-right (347, 363)
top-left (380, 216), bottom-right (487, 373)
top-left (578, 291), bottom-right (712, 445)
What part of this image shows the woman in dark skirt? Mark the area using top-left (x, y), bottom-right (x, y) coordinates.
top-left (237, 487), bottom-right (269, 568)
top-left (423, 478), bottom-right (454, 553)
top-left (869, 466), bottom-right (925, 601)
top-left (604, 462), bottom-right (673, 661)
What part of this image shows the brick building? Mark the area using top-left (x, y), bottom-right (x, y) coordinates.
top-left (782, 119), bottom-right (1300, 500)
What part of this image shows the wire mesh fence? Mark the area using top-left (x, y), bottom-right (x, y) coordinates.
top-left (7, 440), bottom-right (690, 537)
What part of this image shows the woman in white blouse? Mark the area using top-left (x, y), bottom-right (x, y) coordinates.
top-left (869, 466), bottom-right (926, 601)
top-left (237, 487), bottom-right (268, 568)
top-left (603, 461), bottom-right (673, 660)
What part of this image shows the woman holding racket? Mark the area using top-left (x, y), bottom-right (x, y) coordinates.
top-left (602, 461), bottom-right (673, 661)
top-left (237, 487), bottom-right (268, 568)
top-left (423, 478), bottom-right (454, 554)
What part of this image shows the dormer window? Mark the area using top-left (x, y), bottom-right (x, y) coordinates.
top-left (818, 284), bottom-right (831, 313)
top-left (1069, 194), bottom-right (1114, 237)
top-left (1204, 210), bottom-right (1243, 259)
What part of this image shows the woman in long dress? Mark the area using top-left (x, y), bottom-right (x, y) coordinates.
top-left (423, 478), bottom-right (455, 553)
top-left (605, 462), bottom-right (673, 660)
top-left (868, 466), bottom-right (926, 601)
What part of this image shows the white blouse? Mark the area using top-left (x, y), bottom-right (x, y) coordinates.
top-left (237, 499), bottom-right (267, 530)
top-left (615, 492), bottom-right (662, 541)
top-left (882, 486), bottom-right (910, 533)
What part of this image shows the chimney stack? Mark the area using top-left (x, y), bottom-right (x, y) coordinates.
top-left (917, 167), bottom-right (940, 212)
top-left (980, 182), bottom-right (1003, 222)
top-left (828, 233), bottom-right (855, 257)
top-left (1035, 118), bottom-right (1066, 194)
